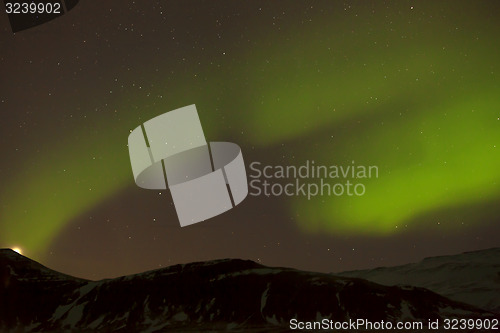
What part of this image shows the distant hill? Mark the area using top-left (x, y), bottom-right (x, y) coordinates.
top-left (337, 247), bottom-right (500, 313)
top-left (0, 248), bottom-right (497, 332)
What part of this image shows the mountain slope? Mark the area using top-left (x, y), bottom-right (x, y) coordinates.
top-left (337, 247), bottom-right (500, 313)
top-left (0, 249), bottom-right (497, 332)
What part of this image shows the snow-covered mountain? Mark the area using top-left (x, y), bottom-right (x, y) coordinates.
top-left (0, 248), bottom-right (497, 332)
top-left (337, 247), bottom-right (500, 313)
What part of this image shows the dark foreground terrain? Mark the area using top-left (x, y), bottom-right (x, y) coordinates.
top-left (0, 248), bottom-right (498, 332)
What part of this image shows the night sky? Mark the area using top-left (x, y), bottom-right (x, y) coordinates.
top-left (0, 1), bottom-right (499, 280)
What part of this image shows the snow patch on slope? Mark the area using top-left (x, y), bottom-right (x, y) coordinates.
top-left (337, 248), bottom-right (500, 312)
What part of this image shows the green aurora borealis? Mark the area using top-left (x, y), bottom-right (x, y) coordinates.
top-left (0, 1), bottom-right (499, 275)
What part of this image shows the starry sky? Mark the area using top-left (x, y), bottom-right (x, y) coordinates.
top-left (0, 1), bottom-right (499, 280)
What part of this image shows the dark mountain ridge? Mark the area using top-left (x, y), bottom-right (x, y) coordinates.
top-left (0, 249), bottom-right (497, 332)
top-left (337, 247), bottom-right (500, 313)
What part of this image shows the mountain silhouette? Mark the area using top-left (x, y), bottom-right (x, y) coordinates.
top-left (337, 248), bottom-right (500, 313)
top-left (0, 249), bottom-right (497, 332)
